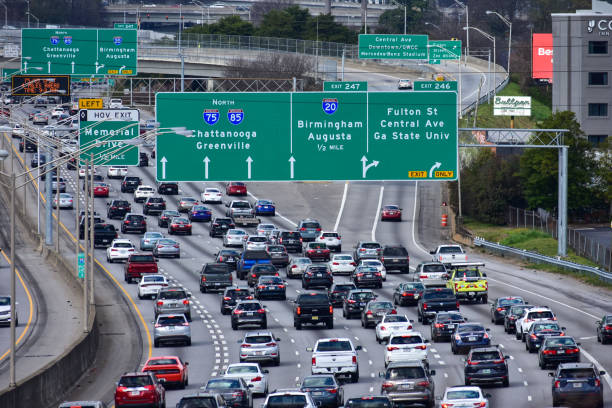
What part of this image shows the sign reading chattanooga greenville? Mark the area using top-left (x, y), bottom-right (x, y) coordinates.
top-left (21, 28), bottom-right (137, 76)
top-left (155, 92), bottom-right (458, 181)
top-left (359, 34), bottom-right (429, 59)
top-left (493, 96), bottom-right (532, 116)
top-left (79, 109), bottom-right (140, 166)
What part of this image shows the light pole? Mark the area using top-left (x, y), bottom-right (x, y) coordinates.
top-left (486, 10), bottom-right (512, 77)
top-left (388, 0), bottom-right (407, 35)
top-left (25, 11), bottom-right (39, 28)
top-left (191, 0), bottom-right (206, 26)
top-left (424, 21), bottom-right (441, 32)
top-left (0, 2), bottom-right (7, 29)
top-left (464, 26), bottom-right (495, 99)
top-left (453, 0), bottom-right (468, 57)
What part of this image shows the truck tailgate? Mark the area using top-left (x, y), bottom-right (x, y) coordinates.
top-left (314, 352), bottom-right (354, 368)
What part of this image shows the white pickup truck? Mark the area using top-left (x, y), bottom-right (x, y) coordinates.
top-left (430, 244), bottom-right (468, 265)
top-left (307, 338), bottom-right (362, 383)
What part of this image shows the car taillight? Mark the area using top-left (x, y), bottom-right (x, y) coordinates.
top-left (422, 302), bottom-right (428, 310)
top-left (329, 305), bottom-right (333, 314)
top-left (252, 274), bottom-right (256, 278)
top-left (332, 262), bottom-right (339, 265)
top-left (441, 404), bottom-right (453, 408)
top-left (380, 325), bottom-right (387, 331)
top-left (456, 301), bottom-right (460, 309)
top-left (375, 272), bottom-right (381, 276)
top-left (300, 228), bottom-right (306, 231)
top-left (233, 391), bottom-right (244, 397)
top-left (467, 359), bottom-right (479, 365)
top-left (312, 357), bottom-right (316, 365)
top-left (473, 403), bottom-right (486, 408)
top-left (595, 379), bottom-right (601, 387)
top-left (251, 376), bottom-right (262, 382)
top-left (415, 345), bottom-right (426, 350)
top-left (434, 323), bottom-right (444, 328)
top-left (257, 308), bottom-right (265, 314)
top-left (352, 355), bottom-right (357, 364)
top-left (496, 307), bottom-right (504, 312)
top-left (223, 297), bottom-right (231, 301)
top-left (350, 262), bottom-right (356, 266)
top-left (156, 301), bottom-right (163, 306)
top-left (154, 324), bottom-right (161, 328)
top-left (492, 359), bottom-right (504, 364)
top-left (316, 228), bottom-right (321, 231)
top-left (566, 348), bottom-right (580, 354)
top-left (454, 334), bottom-right (461, 341)
top-left (124, 220), bottom-right (130, 224)
top-left (416, 381), bottom-right (429, 387)
top-left (483, 333), bottom-right (489, 339)
top-left (542, 349), bottom-right (556, 355)
top-left (366, 310), bottom-right (373, 315)
top-left (265, 342), bottom-right (276, 347)
top-left (233, 309), bottom-right (242, 315)
top-left (326, 388), bottom-right (337, 393)
top-left (278, 284), bottom-right (285, 289)
top-left (296, 307), bottom-right (301, 315)
top-left (111, 248), bottom-right (118, 252)
top-left (525, 318), bottom-right (533, 322)
top-left (201, 276), bottom-right (206, 282)
top-left (182, 322), bottom-right (190, 326)
top-left (530, 334), bottom-right (537, 339)
top-left (387, 346), bottom-right (399, 351)
top-left (359, 248), bottom-right (365, 252)
top-left (381, 382), bottom-right (393, 389)
top-left (183, 299), bottom-right (189, 305)
top-left (241, 343), bottom-right (250, 347)
top-left (347, 300), bottom-right (356, 304)
top-left (258, 285), bottom-right (265, 289)
top-left (390, 309), bottom-right (397, 314)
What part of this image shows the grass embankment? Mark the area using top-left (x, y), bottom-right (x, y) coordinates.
top-left (460, 82), bottom-right (552, 128)
top-left (463, 218), bottom-right (611, 288)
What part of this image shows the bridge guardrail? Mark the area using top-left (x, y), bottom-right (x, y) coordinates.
top-left (474, 237), bottom-right (612, 283)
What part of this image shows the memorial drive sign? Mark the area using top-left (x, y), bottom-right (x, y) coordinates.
top-left (155, 92), bottom-right (458, 182)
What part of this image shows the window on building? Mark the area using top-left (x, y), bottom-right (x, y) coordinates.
top-left (588, 103), bottom-right (608, 117)
top-left (588, 72), bottom-right (608, 85)
top-left (587, 135), bottom-right (608, 145)
top-left (588, 41), bottom-right (608, 54)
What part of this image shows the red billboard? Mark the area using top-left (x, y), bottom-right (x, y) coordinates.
top-left (532, 33), bottom-right (553, 81)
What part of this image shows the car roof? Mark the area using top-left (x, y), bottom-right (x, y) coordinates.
top-left (317, 337), bottom-right (351, 342)
top-left (244, 330), bottom-right (273, 336)
top-left (526, 307), bottom-right (553, 312)
top-left (444, 385), bottom-right (482, 392)
top-left (112, 239), bottom-right (132, 244)
top-left (468, 346), bottom-right (501, 353)
top-left (557, 362), bottom-right (597, 370)
top-left (386, 360), bottom-right (424, 368)
top-left (146, 355), bottom-right (181, 362)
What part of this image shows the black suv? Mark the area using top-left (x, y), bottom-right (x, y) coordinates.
top-left (121, 213), bottom-right (147, 234)
top-left (209, 217), bottom-right (235, 237)
top-left (157, 182), bottom-right (179, 195)
top-left (220, 286), bottom-right (253, 315)
top-left (139, 152), bottom-right (149, 167)
top-left (328, 282), bottom-right (357, 307)
top-left (430, 311), bottom-right (466, 342)
top-left (79, 216), bottom-right (104, 239)
top-left (550, 363), bottom-right (605, 408)
top-left (381, 245), bottom-right (410, 273)
top-left (293, 292), bottom-right (333, 330)
top-left (107, 199), bottom-right (131, 219)
top-left (277, 231), bottom-right (302, 252)
top-left (464, 346), bottom-right (509, 387)
top-left (121, 176), bottom-right (141, 193)
top-left (215, 249), bottom-right (241, 271)
top-left (143, 197), bottom-right (166, 215)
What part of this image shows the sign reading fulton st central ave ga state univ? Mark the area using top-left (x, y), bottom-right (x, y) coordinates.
top-left (155, 92), bottom-right (458, 182)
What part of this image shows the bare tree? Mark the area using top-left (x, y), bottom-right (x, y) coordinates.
top-left (224, 53), bottom-right (314, 79)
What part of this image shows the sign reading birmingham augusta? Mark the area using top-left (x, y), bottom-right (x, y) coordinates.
top-left (155, 92), bottom-right (458, 182)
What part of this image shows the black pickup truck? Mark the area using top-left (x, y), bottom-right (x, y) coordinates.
top-left (417, 288), bottom-right (460, 325)
top-left (93, 223), bottom-right (118, 248)
top-left (199, 262), bottom-right (233, 293)
top-left (293, 292), bottom-right (334, 330)
top-left (79, 216), bottom-right (104, 239)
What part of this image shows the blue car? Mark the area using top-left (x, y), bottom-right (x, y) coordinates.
top-left (188, 205), bottom-right (212, 222)
top-left (253, 199), bottom-right (276, 216)
top-left (451, 322), bottom-right (491, 354)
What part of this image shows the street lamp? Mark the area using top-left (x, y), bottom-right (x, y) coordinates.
top-left (25, 11), bottom-right (39, 28)
top-left (0, 2), bottom-right (7, 29)
top-left (486, 10), bottom-right (512, 76)
top-left (453, 0), bottom-right (469, 57)
top-left (388, 0), bottom-right (407, 35)
top-left (191, 0), bottom-right (209, 26)
top-left (463, 26), bottom-right (495, 100)
top-left (424, 22), bottom-right (441, 32)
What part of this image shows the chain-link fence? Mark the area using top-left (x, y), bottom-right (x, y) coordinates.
top-left (108, 77), bottom-right (303, 106)
top-left (507, 206), bottom-right (611, 271)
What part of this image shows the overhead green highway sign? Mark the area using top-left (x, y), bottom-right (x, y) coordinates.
top-left (428, 40), bottom-right (461, 60)
top-left (358, 34), bottom-right (429, 59)
top-left (114, 23), bottom-right (138, 29)
top-left (79, 109), bottom-right (140, 166)
top-left (155, 92), bottom-right (457, 182)
top-left (414, 81), bottom-right (458, 91)
top-left (21, 28), bottom-right (138, 76)
top-left (323, 81), bottom-right (367, 92)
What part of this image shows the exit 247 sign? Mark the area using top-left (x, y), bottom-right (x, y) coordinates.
top-left (155, 92), bottom-right (458, 182)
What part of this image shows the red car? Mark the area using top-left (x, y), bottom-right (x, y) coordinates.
top-left (93, 182), bottom-right (110, 197)
top-left (168, 217), bottom-right (192, 235)
top-left (114, 371), bottom-right (165, 408)
top-left (304, 242), bottom-right (331, 262)
top-left (381, 204), bottom-right (402, 221)
top-left (143, 355), bottom-right (189, 389)
top-left (226, 181), bottom-right (247, 196)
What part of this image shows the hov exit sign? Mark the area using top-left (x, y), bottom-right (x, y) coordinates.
top-left (155, 92), bottom-right (458, 182)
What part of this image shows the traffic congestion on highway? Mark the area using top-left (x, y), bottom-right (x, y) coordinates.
top-left (0, 93), bottom-right (609, 408)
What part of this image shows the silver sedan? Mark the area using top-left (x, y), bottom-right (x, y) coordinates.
top-left (224, 229), bottom-right (248, 247)
top-left (152, 238), bottom-right (180, 258)
top-left (53, 193), bottom-right (74, 209)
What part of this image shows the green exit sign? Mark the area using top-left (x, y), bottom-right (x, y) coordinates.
top-left (414, 81), bottom-right (458, 91)
top-left (77, 253), bottom-right (85, 278)
top-left (323, 81), bottom-right (367, 92)
top-left (114, 23), bottom-right (138, 29)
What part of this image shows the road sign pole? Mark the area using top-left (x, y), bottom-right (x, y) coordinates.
top-left (83, 158), bottom-right (89, 330)
top-left (89, 154), bottom-right (94, 308)
top-left (45, 145), bottom-right (53, 246)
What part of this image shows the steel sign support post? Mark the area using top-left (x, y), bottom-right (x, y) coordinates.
top-left (89, 154), bottom-right (94, 308)
top-left (55, 164), bottom-right (60, 253)
top-left (75, 158), bottom-right (87, 333)
top-left (558, 146), bottom-right (568, 256)
top-left (45, 145), bottom-right (53, 246)
top-left (83, 158), bottom-right (89, 319)
top-left (9, 170), bottom-right (15, 388)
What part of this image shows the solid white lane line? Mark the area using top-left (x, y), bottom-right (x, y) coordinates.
top-left (248, 191), bottom-right (297, 227)
top-left (527, 396), bottom-right (532, 402)
top-left (372, 186), bottom-right (384, 241)
top-left (333, 182), bottom-right (349, 232)
top-left (523, 381), bottom-right (528, 386)
top-left (517, 368), bottom-right (523, 373)
top-left (411, 181), bottom-right (430, 257)
top-left (443, 373), bottom-right (448, 378)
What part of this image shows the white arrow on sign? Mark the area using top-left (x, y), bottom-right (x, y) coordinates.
top-left (23, 61), bottom-right (28, 73)
top-left (361, 156), bottom-right (379, 178)
top-left (428, 161), bottom-right (441, 178)
top-left (95, 62), bottom-right (105, 73)
top-left (289, 156), bottom-right (295, 179)
top-left (47, 61), bottom-right (51, 73)
top-left (246, 156), bottom-right (253, 179)
top-left (160, 156), bottom-right (168, 179)
top-left (203, 156), bottom-right (210, 179)
top-left (71, 61), bottom-right (75, 74)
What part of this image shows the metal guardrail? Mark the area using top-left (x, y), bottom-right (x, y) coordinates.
top-left (474, 237), bottom-right (612, 283)
top-left (461, 74), bottom-right (509, 116)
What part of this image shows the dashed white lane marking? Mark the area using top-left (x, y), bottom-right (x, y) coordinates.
top-left (371, 186), bottom-right (384, 241)
top-left (499, 344), bottom-right (505, 348)
top-left (430, 348), bottom-right (437, 353)
top-left (215, 359), bottom-right (221, 364)
top-left (283, 328), bottom-right (288, 332)
top-left (344, 326), bottom-right (349, 330)
top-left (369, 387), bottom-right (374, 393)
top-left (523, 381), bottom-right (528, 386)
top-left (434, 354), bottom-right (441, 359)
top-left (333, 181), bottom-right (349, 234)
top-left (290, 339), bottom-right (295, 343)
top-left (518, 368), bottom-right (523, 373)
top-left (297, 363), bottom-right (301, 368)
top-left (439, 361), bottom-right (445, 365)
top-left (215, 347), bottom-right (220, 351)
top-left (295, 377), bottom-right (300, 383)
top-left (509, 356), bottom-right (514, 360)
top-left (580, 336), bottom-right (596, 340)
top-left (443, 373), bottom-right (448, 378)
top-left (368, 360), bottom-right (373, 365)
top-left (274, 318), bottom-right (279, 322)
top-left (295, 351), bottom-right (299, 356)
top-left (527, 396), bottom-right (532, 402)
top-left (370, 373), bottom-right (375, 378)
top-left (354, 336), bottom-right (359, 341)
top-left (211, 371), bottom-right (217, 376)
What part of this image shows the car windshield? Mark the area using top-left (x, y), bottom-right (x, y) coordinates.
top-left (346, 399), bottom-right (392, 408)
top-left (128, 255), bottom-right (154, 262)
top-left (258, 200), bottom-right (273, 205)
top-left (471, 351), bottom-right (502, 361)
top-left (351, 292), bottom-right (375, 301)
top-left (230, 230), bottom-right (246, 235)
top-left (401, 283), bottom-right (425, 291)
top-left (528, 311), bottom-right (554, 319)
top-left (0, 297), bottom-right (10, 306)
top-left (114, 242), bottom-right (133, 248)
top-left (227, 365), bottom-right (258, 374)
top-left (499, 298), bottom-right (524, 306)
top-left (384, 205), bottom-right (399, 210)
top-left (119, 376), bottom-right (152, 387)
top-left (383, 315), bottom-right (408, 323)
top-left (297, 294), bottom-right (329, 304)
top-left (237, 302), bottom-right (262, 311)
top-left (457, 324), bottom-right (485, 333)
top-left (423, 289), bottom-right (455, 300)
top-left (390, 336), bottom-right (423, 344)
top-left (143, 276), bottom-right (165, 284)
top-left (147, 358), bottom-right (178, 366)
top-left (205, 265), bottom-right (229, 273)
top-left (253, 265), bottom-right (276, 273)
top-left (454, 269), bottom-right (480, 278)
top-left (440, 246), bottom-right (463, 254)
top-left (163, 211), bottom-right (180, 217)
top-left (192, 205), bottom-right (208, 211)
top-left (384, 247), bottom-right (408, 256)
top-left (438, 313), bottom-right (464, 322)
top-left (149, 197), bottom-right (164, 203)
top-left (445, 390), bottom-right (480, 399)
top-left (177, 397), bottom-right (218, 408)
top-left (157, 239), bottom-right (177, 245)
top-left (302, 376), bottom-right (335, 387)
top-left (233, 202), bottom-right (250, 208)
top-left (266, 395), bottom-right (307, 408)
top-left (232, 182), bottom-right (245, 186)
top-left (361, 243), bottom-right (380, 249)
top-left (370, 302), bottom-right (393, 310)
top-left (533, 323), bottom-right (560, 331)
top-left (260, 225), bottom-right (275, 230)
top-left (295, 258), bottom-right (312, 264)
top-left (558, 368), bottom-right (597, 378)
top-left (334, 285), bottom-right (356, 292)
top-left (243, 251), bottom-right (270, 260)
top-left (422, 264), bottom-right (446, 272)
top-left (510, 306), bottom-right (531, 315)
top-left (322, 233), bottom-right (338, 238)
top-left (206, 379), bottom-right (241, 389)
top-left (301, 222), bottom-right (320, 229)
top-left (335, 255), bottom-right (353, 261)
top-left (309, 243), bottom-right (326, 249)
top-left (146, 232), bottom-right (163, 238)
top-left (182, 198), bottom-right (197, 202)
top-left (220, 250), bottom-right (240, 256)
top-left (206, 189), bottom-right (220, 193)
top-left (260, 277), bottom-right (283, 284)
top-left (545, 338), bottom-right (576, 347)
top-left (157, 315), bottom-right (186, 325)
top-left (250, 237), bottom-right (267, 242)
top-left (173, 218), bottom-right (189, 224)
top-left (159, 290), bottom-right (186, 299)
top-left (244, 335), bottom-right (273, 344)
top-left (228, 290), bottom-right (251, 299)
top-left (386, 366), bottom-right (425, 379)
top-left (316, 341), bottom-right (352, 352)
top-left (267, 246), bottom-right (284, 252)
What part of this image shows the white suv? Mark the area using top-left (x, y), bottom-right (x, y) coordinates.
top-left (106, 239), bottom-right (135, 263)
top-left (315, 231), bottom-right (342, 252)
top-left (107, 165), bottom-right (128, 179)
top-left (108, 98), bottom-right (124, 108)
top-left (384, 331), bottom-right (429, 368)
top-left (134, 185), bottom-right (155, 203)
top-left (516, 307), bottom-right (556, 341)
top-left (262, 391), bottom-right (317, 408)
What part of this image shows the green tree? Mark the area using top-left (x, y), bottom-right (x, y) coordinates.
top-left (305, 13), bottom-right (357, 43)
top-left (255, 9), bottom-right (297, 38)
top-left (376, 0), bottom-right (427, 34)
top-left (184, 16), bottom-right (255, 36)
top-left (528, 0), bottom-right (590, 32)
top-left (519, 111), bottom-right (600, 217)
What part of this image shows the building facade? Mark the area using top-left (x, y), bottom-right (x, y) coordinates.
top-left (552, 11), bottom-right (612, 144)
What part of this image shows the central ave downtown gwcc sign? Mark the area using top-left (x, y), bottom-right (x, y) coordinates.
top-left (155, 91), bottom-right (458, 182)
